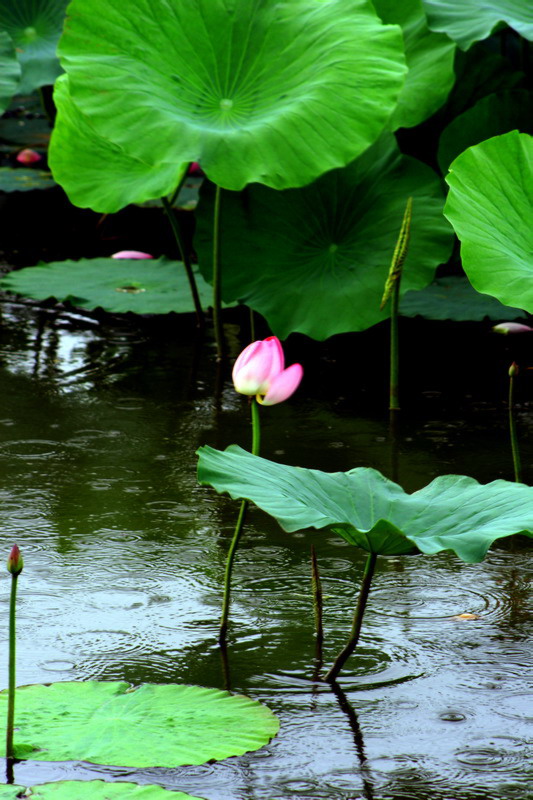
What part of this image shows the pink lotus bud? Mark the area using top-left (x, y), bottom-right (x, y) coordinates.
top-left (493, 322), bottom-right (533, 334)
top-left (509, 362), bottom-right (519, 377)
top-left (188, 162), bottom-right (203, 176)
top-left (232, 336), bottom-right (302, 405)
top-left (111, 250), bottom-right (154, 260)
top-left (16, 148), bottom-right (42, 164)
top-left (7, 545), bottom-right (23, 576)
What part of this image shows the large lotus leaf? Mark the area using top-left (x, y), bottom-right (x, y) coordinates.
top-left (49, 76), bottom-right (187, 213)
top-left (197, 445), bottom-right (533, 563)
top-left (0, 31), bottom-right (20, 113)
top-left (372, 0), bottom-right (455, 129)
top-left (0, 0), bottom-right (69, 93)
top-left (438, 89), bottom-right (533, 171)
top-left (421, 0), bottom-right (533, 49)
top-left (195, 135), bottom-right (453, 339)
top-left (444, 131), bottom-right (533, 313)
top-left (0, 681), bottom-right (279, 766)
top-left (0, 167), bottom-right (55, 191)
top-left (58, 0), bottom-right (407, 191)
top-left (0, 258), bottom-right (232, 314)
top-left (0, 784), bottom-right (204, 800)
top-left (400, 276), bottom-right (528, 321)
top-left (0, 258), bottom-right (236, 314)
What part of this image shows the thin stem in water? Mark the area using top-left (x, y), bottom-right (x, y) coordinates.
top-left (325, 552), bottom-right (377, 683)
top-left (508, 364), bottom-right (522, 483)
top-left (218, 398), bottom-right (261, 644)
top-left (161, 195), bottom-right (204, 328)
top-left (212, 184), bottom-right (225, 360)
top-left (311, 544), bottom-right (324, 678)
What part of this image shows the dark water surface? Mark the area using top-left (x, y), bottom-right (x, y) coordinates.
top-left (0, 302), bottom-right (531, 800)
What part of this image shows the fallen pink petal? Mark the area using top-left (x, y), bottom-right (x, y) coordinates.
top-left (111, 250), bottom-right (154, 260)
top-left (16, 149), bottom-right (42, 164)
top-left (493, 321), bottom-right (533, 334)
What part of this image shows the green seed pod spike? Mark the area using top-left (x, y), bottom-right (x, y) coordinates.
top-left (380, 196), bottom-right (413, 311)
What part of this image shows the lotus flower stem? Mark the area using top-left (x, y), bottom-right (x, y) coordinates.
top-left (219, 398), bottom-right (261, 644)
top-left (6, 546), bottom-right (23, 766)
top-left (325, 552), bottom-right (377, 683)
top-left (212, 184), bottom-right (225, 360)
top-left (161, 194), bottom-right (204, 328)
top-left (508, 363), bottom-right (522, 483)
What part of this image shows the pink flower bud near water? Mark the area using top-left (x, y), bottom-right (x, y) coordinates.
top-left (16, 148), bottom-right (42, 164)
top-left (188, 162), bottom-right (203, 176)
top-left (509, 362), bottom-right (520, 377)
top-left (493, 322), bottom-right (533, 334)
top-left (111, 250), bottom-right (154, 260)
top-left (232, 336), bottom-right (303, 405)
top-left (7, 545), bottom-right (23, 576)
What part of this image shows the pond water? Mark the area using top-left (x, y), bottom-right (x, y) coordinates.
top-left (0, 300), bottom-right (531, 800)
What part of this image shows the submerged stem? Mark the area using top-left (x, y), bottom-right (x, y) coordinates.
top-left (325, 552), bottom-right (377, 683)
top-left (161, 195), bottom-right (204, 328)
top-left (212, 184), bottom-right (225, 360)
top-left (6, 573), bottom-right (18, 762)
top-left (218, 399), bottom-right (261, 644)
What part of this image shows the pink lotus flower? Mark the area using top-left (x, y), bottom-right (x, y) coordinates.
top-left (188, 162), bottom-right (203, 176)
top-left (111, 250), bottom-right (154, 260)
top-left (232, 336), bottom-right (303, 406)
top-left (493, 321), bottom-right (533, 334)
top-left (16, 148), bottom-right (42, 164)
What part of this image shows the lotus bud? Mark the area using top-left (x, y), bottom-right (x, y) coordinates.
top-left (493, 322), bottom-right (533, 334)
top-left (188, 162), bottom-right (203, 175)
top-left (509, 362), bottom-right (519, 377)
top-left (111, 250), bottom-right (154, 259)
top-left (16, 148), bottom-right (42, 164)
top-left (7, 545), bottom-right (23, 576)
top-left (232, 336), bottom-right (303, 405)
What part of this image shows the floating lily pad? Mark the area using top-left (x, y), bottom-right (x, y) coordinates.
top-left (0, 166), bottom-right (55, 191)
top-left (0, 257), bottom-right (231, 314)
top-left (400, 276), bottom-right (529, 321)
top-left (0, 30), bottom-right (20, 113)
top-left (59, 0), bottom-right (406, 190)
top-left (438, 89), bottom-right (533, 171)
top-left (372, 0), bottom-right (456, 129)
top-left (444, 131), bottom-right (533, 313)
top-left (421, 0), bottom-right (533, 49)
top-left (49, 76), bottom-right (188, 213)
top-left (0, 681), bottom-right (279, 767)
top-left (195, 134), bottom-right (453, 339)
top-left (0, 783), bottom-right (204, 800)
top-left (197, 445), bottom-right (533, 563)
top-left (0, 0), bottom-right (69, 93)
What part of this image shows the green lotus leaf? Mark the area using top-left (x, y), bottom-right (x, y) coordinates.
top-left (0, 257), bottom-right (232, 314)
top-left (438, 89), bottom-right (533, 171)
top-left (0, 0), bottom-right (69, 93)
top-left (195, 134), bottom-right (453, 339)
top-left (197, 445), bottom-right (533, 563)
top-left (0, 783), bottom-right (204, 800)
top-left (400, 276), bottom-right (529, 321)
top-left (0, 681), bottom-right (279, 767)
top-left (49, 76), bottom-right (188, 213)
top-left (0, 167), bottom-right (55, 191)
top-left (372, 0), bottom-right (455, 129)
top-left (444, 131), bottom-right (533, 313)
top-left (421, 0), bottom-right (533, 50)
top-left (58, 0), bottom-right (407, 191)
top-left (0, 30), bottom-right (20, 113)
